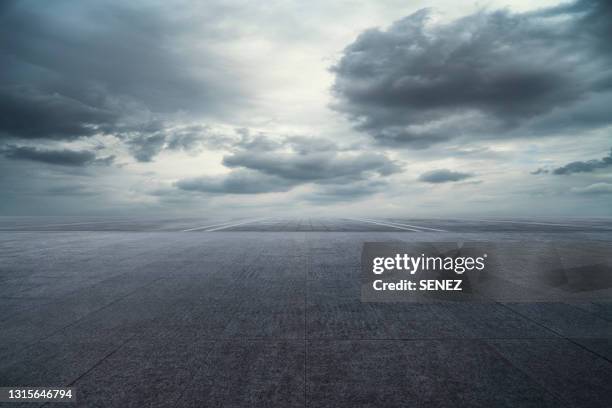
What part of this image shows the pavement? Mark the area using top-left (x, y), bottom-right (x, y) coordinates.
top-left (1, 217), bottom-right (612, 407)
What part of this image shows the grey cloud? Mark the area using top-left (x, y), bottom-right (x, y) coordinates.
top-left (223, 150), bottom-right (399, 182)
top-left (0, 87), bottom-right (119, 141)
top-left (571, 183), bottom-right (612, 195)
top-left (552, 148), bottom-right (612, 175)
top-left (332, 0), bottom-right (612, 147)
top-left (284, 136), bottom-right (339, 154)
top-left (126, 133), bottom-right (167, 163)
top-left (0, 0), bottom-right (248, 159)
top-left (0, 1), bottom-right (243, 113)
top-left (303, 180), bottom-right (386, 203)
top-left (175, 171), bottom-right (296, 195)
top-left (93, 155), bottom-right (116, 166)
top-left (234, 131), bottom-right (284, 152)
top-left (166, 126), bottom-right (209, 151)
top-left (2, 145), bottom-right (100, 167)
top-left (231, 131), bottom-right (343, 155)
top-left (223, 135), bottom-right (400, 183)
top-left (124, 124), bottom-right (234, 162)
top-left (45, 185), bottom-right (99, 196)
top-left (175, 135), bottom-right (401, 195)
top-left (531, 168), bottom-right (549, 175)
top-left (418, 169), bottom-right (473, 184)
top-left (166, 125), bottom-right (235, 152)
top-left (166, 134), bottom-right (201, 151)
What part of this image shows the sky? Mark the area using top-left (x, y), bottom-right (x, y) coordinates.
top-left (1, 0), bottom-right (611, 217)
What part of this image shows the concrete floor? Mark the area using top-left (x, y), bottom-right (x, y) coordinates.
top-left (1, 217), bottom-right (611, 407)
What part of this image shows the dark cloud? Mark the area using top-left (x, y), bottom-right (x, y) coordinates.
top-left (418, 169), bottom-right (473, 183)
top-left (1, 145), bottom-right (102, 166)
top-left (530, 168), bottom-right (549, 175)
top-left (223, 134), bottom-right (400, 185)
top-left (223, 150), bottom-right (399, 182)
top-left (0, 87), bottom-right (119, 141)
top-left (0, 0), bottom-right (247, 159)
top-left (0, 1), bottom-right (243, 112)
top-left (332, 0), bottom-right (612, 147)
top-left (126, 133), bottom-right (167, 163)
top-left (175, 171), bottom-right (295, 195)
top-left (552, 148), bottom-right (612, 175)
top-left (175, 135), bottom-right (400, 195)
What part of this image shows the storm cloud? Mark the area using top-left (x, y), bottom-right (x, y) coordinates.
top-left (0, 87), bottom-right (119, 141)
top-left (0, 0), bottom-right (247, 160)
top-left (418, 169), bottom-right (473, 183)
top-left (332, 0), bottom-right (612, 147)
top-left (2, 0), bottom-right (611, 216)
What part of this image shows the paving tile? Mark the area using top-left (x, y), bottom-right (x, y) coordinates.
top-left (571, 338), bottom-right (612, 361)
top-left (1, 224), bottom-right (611, 408)
top-left (307, 296), bottom-right (477, 339)
top-left (487, 339), bottom-right (612, 408)
top-left (441, 303), bottom-right (557, 338)
top-left (0, 334), bottom-right (125, 388)
top-left (71, 335), bottom-right (213, 408)
top-left (502, 303), bottom-right (612, 338)
top-left (307, 339), bottom-right (564, 408)
top-left (175, 340), bottom-right (304, 408)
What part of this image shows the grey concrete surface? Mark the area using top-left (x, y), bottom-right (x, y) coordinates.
top-left (0, 217), bottom-right (611, 407)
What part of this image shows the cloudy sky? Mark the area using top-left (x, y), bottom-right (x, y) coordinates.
top-left (1, 0), bottom-right (611, 217)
